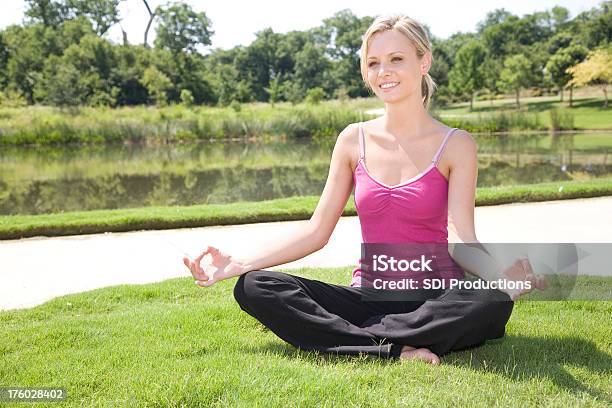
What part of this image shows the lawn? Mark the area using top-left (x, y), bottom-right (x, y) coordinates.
top-left (435, 94), bottom-right (611, 130)
top-left (1, 267), bottom-right (610, 407)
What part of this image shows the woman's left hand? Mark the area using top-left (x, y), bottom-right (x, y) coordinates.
top-left (501, 258), bottom-right (548, 300)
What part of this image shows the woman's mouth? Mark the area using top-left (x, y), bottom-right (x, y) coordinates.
top-left (380, 82), bottom-right (399, 90)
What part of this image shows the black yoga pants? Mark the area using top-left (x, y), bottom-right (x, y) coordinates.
top-left (233, 270), bottom-right (514, 359)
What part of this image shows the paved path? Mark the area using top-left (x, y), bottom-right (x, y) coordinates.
top-left (1, 197), bottom-right (611, 310)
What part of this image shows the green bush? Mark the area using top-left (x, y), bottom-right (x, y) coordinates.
top-left (180, 89), bottom-right (195, 107)
top-left (230, 100), bottom-right (241, 112)
top-left (549, 108), bottom-right (575, 130)
top-left (305, 87), bottom-right (325, 105)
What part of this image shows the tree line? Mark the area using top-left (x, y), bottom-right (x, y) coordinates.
top-left (0, 0), bottom-right (610, 109)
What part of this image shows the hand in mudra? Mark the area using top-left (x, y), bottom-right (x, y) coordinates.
top-left (183, 246), bottom-right (245, 287)
top-left (502, 258), bottom-right (548, 300)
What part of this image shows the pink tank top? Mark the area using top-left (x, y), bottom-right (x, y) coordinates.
top-left (351, 122), bottom-right (465, 287)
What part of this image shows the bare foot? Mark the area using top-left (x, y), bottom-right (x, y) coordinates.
top-left (399, 345), bottom-right (440, 365)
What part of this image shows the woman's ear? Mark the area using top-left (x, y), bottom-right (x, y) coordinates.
top-left (421, 52), bottom-right (432, 75)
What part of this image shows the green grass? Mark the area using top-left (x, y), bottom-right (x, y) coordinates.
top-left (434, 91), bottom-right (611, 131)
top-left (0, 91), bottom-right (610, 146)
top-left (1, 178), bottom-right (611, 240)
top-left (0, 101), bottom-right (370, 146)
top-left (0, 267), bottom-right (610, 406)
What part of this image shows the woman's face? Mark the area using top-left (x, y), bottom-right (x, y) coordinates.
top-left (366, 29), bottom-right (430, 104)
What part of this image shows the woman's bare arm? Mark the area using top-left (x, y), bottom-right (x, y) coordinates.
top-left (445, 130), bottom-right (505, 280)
top-left (444, 130), bottom-right (541, 299)
top-left (446, 130), bottom-right (479, 244)
top-left (235, 124), bottom-right (359, 274)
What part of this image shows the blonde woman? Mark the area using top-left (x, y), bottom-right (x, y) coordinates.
top-left (184, 14), bottom-right (539, 364)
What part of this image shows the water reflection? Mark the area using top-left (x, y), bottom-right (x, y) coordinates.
top-left (1, 132), bottom-right (611, 215)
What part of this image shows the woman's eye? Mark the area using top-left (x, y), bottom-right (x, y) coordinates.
top-left (368, 58), bottom-right (401, 67)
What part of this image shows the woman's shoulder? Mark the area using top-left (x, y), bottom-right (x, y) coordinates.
top-left (443, 126), bottom-right (477, 167)
top-left (446, 127), bottom-right (476, 153)
top-left (335, 122), bottom-right (362, 170)
top-left (336, 122), bottom-right (361, 147)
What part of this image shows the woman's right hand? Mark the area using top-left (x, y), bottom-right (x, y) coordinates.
top-left (183, 245), bottom-right (248, 288)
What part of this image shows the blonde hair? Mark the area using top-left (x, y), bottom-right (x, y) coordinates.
top-left (360, 14), bottom-right (437, 110)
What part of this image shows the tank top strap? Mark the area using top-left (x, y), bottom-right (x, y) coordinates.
top-left (358, 122), bottom-right (365, 161)
top-left (432, 128), bottom-right (458, 165)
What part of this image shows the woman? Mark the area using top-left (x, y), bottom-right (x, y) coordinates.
top-left (183, 14), bottom-right (540, 364)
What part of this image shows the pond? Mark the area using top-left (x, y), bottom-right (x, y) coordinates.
top-left (1, 131), bottom-right (611, 215)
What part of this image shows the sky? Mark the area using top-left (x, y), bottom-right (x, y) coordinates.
top-left (0, 0), bottom-right (605, 50)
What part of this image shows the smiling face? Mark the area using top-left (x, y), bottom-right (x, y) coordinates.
top-left (366, 29), bottom-right (430, 104)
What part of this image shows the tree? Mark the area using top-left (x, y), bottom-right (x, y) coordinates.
top-left (545, 44), bottom-right (588, 105)
top-left (476, 8), bottom-right (514, 34)
top-left (448, 39), bottom-right (487, 110)
top-left (480, 57), bottom-right (503, 104)
top-left (2, 24), bottom-right (67, 103)
top-left (154, 2), bottom-right (213, 54)
top-left (25, 0), bottom-right (122, 35)
top-left (429, 37), bottom-right (452, 93)
top-left (172, 52), bottom-right (214, 105)
top-left (482, 12), bottom-right (551, 60)
top-left (0, 33), bottom-right (8, 89)
top-left (550, 6), bottom-right (570, 29)
top-left (293, 42), bottom-right (329, 94)
top-left (180, 89), bottom-right (194, 106)
top-left (567, 47), bottom-right (612, 107)
top-left (112, 44), bottom-right (149, 105)
top-left (546, 31), bottom-right (573, 55)
top-left (320, 9), bottom-right (365, 60)
top-left (571, 1), bottom-right (612, 49)
top-left (317, 10), bottom-right (374, 97)
top-left (497, 54), bottom-right (535, 107)
top-left (233, 29), bottom-right (280, 102)
top-left (36, 55), bottom-right (87, 108)
top-left (24, 0), bottom-right (70, 27)
top-left (142, 0), bottom-right (155, 47)
top-left (140, 66), bottom-right (172, 105)
top-left (305, 87), bottom-right (325, 104)
top-left (66, 0), bottom-right (123, 36)
top-left (265, 75), bottom-right (282, 105)
top-left (282, 79), bottom-right (303, 105)
top-left (481, 14), bottom-right (520, 59)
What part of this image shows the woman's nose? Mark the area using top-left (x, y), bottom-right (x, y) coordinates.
top-left (378, 63), bottom-right (394, 77)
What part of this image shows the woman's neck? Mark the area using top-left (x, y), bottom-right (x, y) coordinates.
top-left (382, 94), bottom-right (435, 140)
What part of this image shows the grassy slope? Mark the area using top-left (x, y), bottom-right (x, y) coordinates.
top-left (435, 90), bottom-right (611, 130)
top-left (0, 267), bottom-right (610, 407)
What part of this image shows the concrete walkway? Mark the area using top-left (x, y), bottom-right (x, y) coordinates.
top-left (1, 197), bottom-right (611, 310)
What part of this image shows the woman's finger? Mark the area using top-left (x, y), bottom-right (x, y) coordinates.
top-left (195, 277), bottom-right (216, 287)
top-left (195, 246), bottom-right (220, 274)
top-left (195, 246), bottom-right (219, 263)
top-left (183, 257), bottom-right (207, 281)
top-left (194, 253), bottom-right (207, 275)
top-left (183, 257), bottom-right (196, 276)
top-left (191, 261), bottom-right (209, 281)
top-left (206, 245), bottom-right (220, 255)
top-left (521, 258), bottom-right (534, 274)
